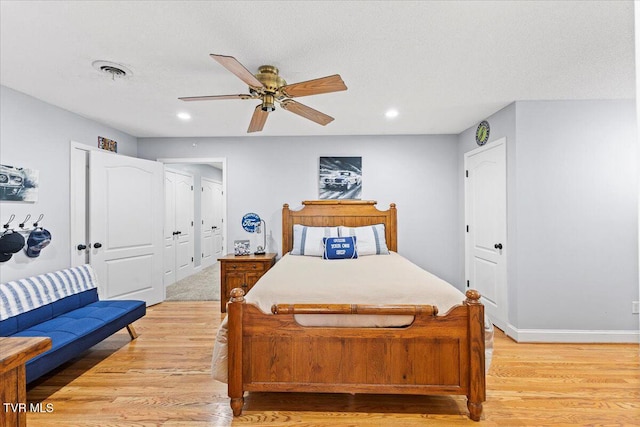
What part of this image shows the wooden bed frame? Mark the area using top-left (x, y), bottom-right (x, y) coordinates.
top-left (227, 200), bottom-right (486, 421)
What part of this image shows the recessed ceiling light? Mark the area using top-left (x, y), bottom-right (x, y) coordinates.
top-left (177, 112), bottom-right (191, 120)
top-left (385, 109), bottom-right (399, 119)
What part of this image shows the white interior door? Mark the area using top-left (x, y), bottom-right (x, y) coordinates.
top-left (89, 150), bottom-right (164, 305)
top-left (212, 182), bottom-right (223, 260)
top-left (70, 144), bottom-right (89, 267)
top-left (163, 171), bottom-right (177, 286)
top-left (201, 178), bottom-right (223, 267)
top-left (174, 172), bottom-right (194, 281)
top-left (465, 138), bottom-right (507, 330)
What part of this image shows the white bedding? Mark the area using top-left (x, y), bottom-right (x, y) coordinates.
top-left (212, 252), bottom-right (493, 382)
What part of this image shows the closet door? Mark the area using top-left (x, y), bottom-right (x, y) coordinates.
top-left (174, 172), bottom-right (194, 281)
top-left (201, 177), bottom-right (222, 268)
top-left (163, 171), bottom-right (177, 286)
top-left (164, 169), bottom-right (194, 284)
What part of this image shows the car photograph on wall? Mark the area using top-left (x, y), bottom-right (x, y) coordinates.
top-left (319, 157), bottom-right (362, 200)
top-left (0, 164), bottom-right (38, 202)
top-left (0, 165), bottom-right (26, 200)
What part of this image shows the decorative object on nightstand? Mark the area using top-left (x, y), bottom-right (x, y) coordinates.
top-left (241, 212), bottom-right (267, 255)
top-left (233, 240), bottom-right (250, 256)
top-left (218, 253), bottom-right (276, 313)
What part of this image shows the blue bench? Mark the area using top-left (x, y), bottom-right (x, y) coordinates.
top-left (0, 264), bottom-right (145, 384)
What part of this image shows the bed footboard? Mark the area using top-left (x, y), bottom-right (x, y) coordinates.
top-left (227, 288), bottom-right (485, 421)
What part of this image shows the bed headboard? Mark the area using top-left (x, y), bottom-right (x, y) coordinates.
top-left (282, 200), bottom-right (397, 254)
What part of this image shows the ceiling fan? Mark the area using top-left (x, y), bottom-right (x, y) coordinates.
top-left (179, 54), bottom-right (348, 133)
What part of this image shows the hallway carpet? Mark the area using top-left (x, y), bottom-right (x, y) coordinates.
top-left (165, 263), bottom-right (220, 301)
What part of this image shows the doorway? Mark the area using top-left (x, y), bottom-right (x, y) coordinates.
top-left (158, 157), bottom-right (227, 301)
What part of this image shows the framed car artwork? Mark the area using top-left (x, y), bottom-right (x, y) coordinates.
top-left (0, 164), bottom-right (39, 202)
top-left (319, 156), bottom-right (362, 200)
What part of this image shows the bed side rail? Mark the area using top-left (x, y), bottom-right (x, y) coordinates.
top-left (271, 303), bottom-right (438, 316)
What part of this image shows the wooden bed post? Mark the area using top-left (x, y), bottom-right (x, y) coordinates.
top-left (465, 289), bottom-right (486, 421)
top-left (227, 288), bottom-right (245, 416)
top-left (282, 203), bottom-right (291, 255)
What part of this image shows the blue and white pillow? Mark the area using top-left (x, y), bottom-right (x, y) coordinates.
top-left (339, 224), bottom-right (389, 255)
top-left (323, 236), bottom-right (358, 260)
top-left (291, 225), bottom-right (339, 256)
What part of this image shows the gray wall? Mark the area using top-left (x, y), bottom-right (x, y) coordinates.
top-left (515, 100), bottom-right (637, 331)
top-left (458, 100), bottom-right (638, 332)
top-left (138, 135), bottom-right (462, 287)
top-left (0, 85), bottom-right (138, 282)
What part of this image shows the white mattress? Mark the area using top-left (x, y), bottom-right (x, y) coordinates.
top-left (211, 252), bottom-right (491, 382)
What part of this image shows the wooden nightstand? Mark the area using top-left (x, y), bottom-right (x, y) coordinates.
top-left (218, 253), bottom-right (276, 313)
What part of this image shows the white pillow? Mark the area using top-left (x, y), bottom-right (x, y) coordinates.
top-left (291, 225), bottom-right (339, 256)
top-left (339, 224), bottom-right (389, 255)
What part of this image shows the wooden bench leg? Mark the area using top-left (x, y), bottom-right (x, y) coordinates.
top-left (126, 324), bottom-right (138, 340)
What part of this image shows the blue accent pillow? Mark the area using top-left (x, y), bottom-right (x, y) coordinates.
top-left (322, 236), bottom-right (358, 260)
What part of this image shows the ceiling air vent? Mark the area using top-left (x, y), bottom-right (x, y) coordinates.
top-left (92, 60), bottom-right (132, 80)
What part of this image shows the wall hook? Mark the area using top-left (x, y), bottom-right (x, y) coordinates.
top-left (3, 214), bottom-right (15, 230)
top-left (19, 214), bottom-right (32, 229)
top-left (33, 214), bottom-right (44, 228)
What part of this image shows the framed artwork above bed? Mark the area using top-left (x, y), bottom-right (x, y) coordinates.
top-left (318, 156), bottom-right (362, 200)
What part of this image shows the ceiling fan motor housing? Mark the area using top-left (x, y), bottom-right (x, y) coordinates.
top-left (255, 65), bottom-right (286, 111)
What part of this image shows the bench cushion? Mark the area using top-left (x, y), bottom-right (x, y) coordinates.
top-left (0, 289), bottom-right (99, 336)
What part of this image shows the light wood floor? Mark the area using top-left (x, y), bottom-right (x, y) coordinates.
top-left (26, 301), bottom-right (639, 426)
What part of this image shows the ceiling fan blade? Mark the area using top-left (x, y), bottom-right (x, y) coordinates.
top-left (280, 100), bottom-right (334, 126)
top-left (210, 54), bottom-right (264, 89)
top-left (179, 94), bottom-right (253, 101)
top-left (280, 74), bottom-right (347, 98)
top-left (248, 105), bottom-right (269, 133)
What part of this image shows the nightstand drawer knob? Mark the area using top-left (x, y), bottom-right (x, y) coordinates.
top-left (232, 265), bottom-right (237, 269)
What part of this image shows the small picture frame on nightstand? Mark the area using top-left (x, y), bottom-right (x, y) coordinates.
top-left (233, 240), bottom-right (251, 256)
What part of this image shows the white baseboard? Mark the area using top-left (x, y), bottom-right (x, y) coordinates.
top-left (504, 324), bottom-right (639, 343)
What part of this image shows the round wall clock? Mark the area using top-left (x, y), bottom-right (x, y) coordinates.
top-left (475, 120), bottom-right (490, 146)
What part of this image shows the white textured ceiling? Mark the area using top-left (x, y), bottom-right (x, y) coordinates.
top-left (0, 1), bottom-right (635, 138)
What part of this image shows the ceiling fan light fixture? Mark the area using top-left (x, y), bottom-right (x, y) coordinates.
top-left (177, 112), bottom-right (191, 120)
top-left (261, 94), bottom-right (276, 112)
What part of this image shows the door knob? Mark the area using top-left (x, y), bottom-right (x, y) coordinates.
top-left (494, 243), bottom-right (503, 250)
top-left (77, 244), bottom-right (87, 250)
top-left (93, 242), bottom-right (102, 249)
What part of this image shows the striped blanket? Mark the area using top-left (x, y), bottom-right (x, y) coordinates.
top-left (0, 264), bottom-right (98, 321)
